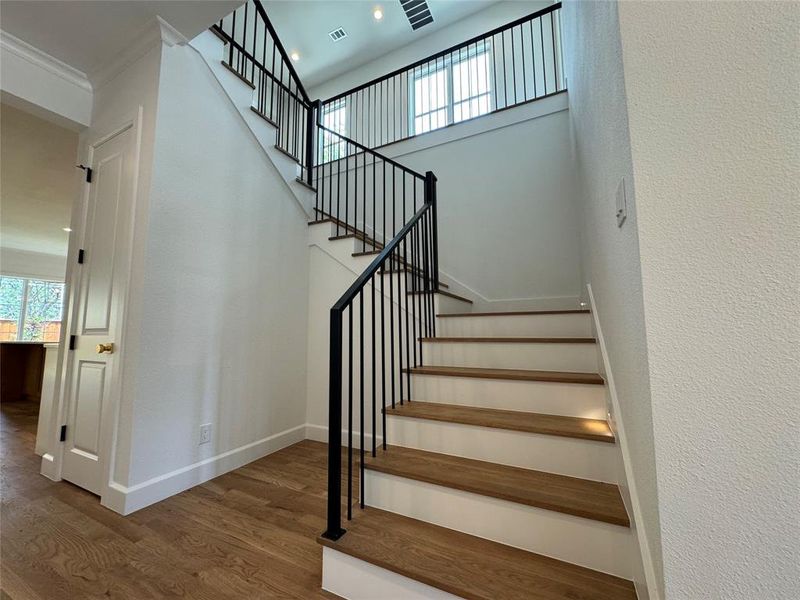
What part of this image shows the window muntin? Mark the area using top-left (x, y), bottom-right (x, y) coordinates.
top-left (0, 276), bottom-right (65, 342)
top-left (413, 66), bottom-right (448, 135)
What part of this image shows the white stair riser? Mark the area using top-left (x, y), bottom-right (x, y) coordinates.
top-left (322, 547), bottom-right (461, 600)
top-left (386, 417), bottom-right (617, 482)
top-left (409, 374), bottom-right (607, 419)
top-left (365, 471), bottom-right (634, 579)
top-left (438, 313), bottom-right (592, 338)
top-left (422, 341), bottom-right (598, 372)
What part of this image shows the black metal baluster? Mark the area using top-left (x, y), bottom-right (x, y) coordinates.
top-left (371, 271), bottom-right (376, 457)
top-left (359, 291), bottom-right (365, 509)
top-left (347, 305), bottom-right (353, 519)
top-left (511, 26), bottom-right (517, 105)
top-left (380, 259), bottom-right (387, 450)
top-left (540, 16), bottom-right (547, 96)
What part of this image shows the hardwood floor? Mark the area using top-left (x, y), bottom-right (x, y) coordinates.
top-left (0, 401), bottom-right (341, 599)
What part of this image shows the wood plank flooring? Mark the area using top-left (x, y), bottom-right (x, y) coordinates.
top-left (0, 401), bottom-right (342, 600)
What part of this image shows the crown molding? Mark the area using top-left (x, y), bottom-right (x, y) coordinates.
top-left (89, 16), bottom-right (187, 89)
top-left (0, 30), bottom-right (92, 93)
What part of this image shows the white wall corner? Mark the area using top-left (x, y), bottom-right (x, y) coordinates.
top-left (586, 283), bottom-right (659, 600)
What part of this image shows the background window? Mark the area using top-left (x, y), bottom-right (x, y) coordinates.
top-left (0, 276), bottom-right (65, 342)
top-left (321, 99), bottom-right (347, 162)
top-left (411, 42), bottom-right (492, 135)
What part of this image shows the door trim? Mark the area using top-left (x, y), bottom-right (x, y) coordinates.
top-left (42, 107), bottom-right (144, 513)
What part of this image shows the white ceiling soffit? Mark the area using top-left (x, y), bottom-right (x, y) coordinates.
top-left (262, 0), bottom-right (500, 89)
top-left (0, 0), bottom-right (243, 75)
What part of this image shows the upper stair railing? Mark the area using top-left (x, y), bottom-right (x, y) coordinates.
top-left (318, 2), bottom-right (563, 151)
top-left (212, 0), bottom-right (315, 185)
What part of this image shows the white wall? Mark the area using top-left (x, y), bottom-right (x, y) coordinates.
top-left (316, 92), bottom-right (582, 310)
top-left (120, 39), bottom-right (309, 498)
top-left (560, 2), bottom-right (661, 596)
top-left (616, 3), bottom-right (799, 598)
top-left (565, 1), bottom-right (800, 598)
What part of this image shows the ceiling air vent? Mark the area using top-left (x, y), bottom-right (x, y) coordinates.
top-left (400, 0), bottom-right (434, 31)
top-left (328, 27), bottom-right (348, 42)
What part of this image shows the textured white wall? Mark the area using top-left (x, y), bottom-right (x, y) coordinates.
top-left (618, 3), bottom-right (800, 598)
top-left (124, 41), bottom-right (309, 487)
top-left (560, 4), bottom-right (662, 595)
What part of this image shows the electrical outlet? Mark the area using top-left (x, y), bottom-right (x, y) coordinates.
top-left (199, 423), bottom-right (212, 445)
top-left (616, 177), bottom-right (627, 227)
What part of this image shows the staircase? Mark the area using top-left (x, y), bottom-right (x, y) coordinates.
top-left (319, 308), bottom-right (637, 600)
top-left (197, 2), bottom-right (640, 598)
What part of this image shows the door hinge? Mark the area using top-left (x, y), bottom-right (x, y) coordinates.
top-left (60, 425), bottom-right (67, 442)
top-left (69, 335), bottom-right (77, 350)
top-left (77, 164), bottom-right (93, 183)
top-left (78, 249), bottom-right (85, 264)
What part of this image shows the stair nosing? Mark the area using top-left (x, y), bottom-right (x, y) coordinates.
top-left (405, 365), bottom-right (605, 385)
top-left (364, 446), bottom-right (630, 527)
top-left (385, 401), bottom-right (615, 443)
top-left (419, 336), bottom-right (596, 343)
top-left (437, 309), bottom-right (590, 317)
top-left (220, 60), bottom-right (255, 89)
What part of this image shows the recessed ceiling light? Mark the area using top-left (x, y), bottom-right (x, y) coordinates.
top-left (62, 227), bottom-right (72, 232)
top-left (290, 51), bottom-right (300, 61)
top-left (373, 7), bottom-right (384, 21)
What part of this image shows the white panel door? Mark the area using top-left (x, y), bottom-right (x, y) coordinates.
top-left (61, 125), bottom-right (134, 495)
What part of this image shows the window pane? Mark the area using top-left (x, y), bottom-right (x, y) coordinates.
top-left (413, 67), bottom-right (448, 134)
top-left (22, 280), bottom-right (65, 342)
top-left (453, 49), bottom-right (492, 122)
top-left (321, 100), bottom-right (347, 161)
top-left (0, 277), bottom-right (23, 341)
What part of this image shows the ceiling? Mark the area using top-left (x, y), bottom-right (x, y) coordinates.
top-left (0, 103), bottom-right (78, 256)
top-left (263, 0), bottom-right (500, 89)
top-left (0, 0), bottom-right (242, 75)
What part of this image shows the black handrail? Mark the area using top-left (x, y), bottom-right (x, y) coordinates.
top-left (319, 2), bottom-right (564, 151)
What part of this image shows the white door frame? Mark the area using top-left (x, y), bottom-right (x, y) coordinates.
top-left (41, 107), bottom-right (144, 513)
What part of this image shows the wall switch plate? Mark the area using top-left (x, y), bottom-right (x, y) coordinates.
top-left (616, 177), bottom-right (627, 227)
top-left (199, 423), bottom-right (212, 445)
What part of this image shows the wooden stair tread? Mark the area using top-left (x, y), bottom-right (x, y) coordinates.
top-left (406, 365), bottom-right (605, 385)
top-left (437, 309), bottom-right (590, 317)
top-left (250, 105), bottom-right (278, 128)
top-left (318, 507), bottom-right (636, 600)
top-left (385, 401), bottom-right (615, 443)
top-left (365, 446), bottom-right (628, 526)
top-left (220, 60), bottom-right (255, 88)
top-left (408, 288), bottom-right (472, 303)
top-left (420, 336), bottom-right (595, 343)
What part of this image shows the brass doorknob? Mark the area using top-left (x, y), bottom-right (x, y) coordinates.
top-left (96, 343), bottom-right (114, 354)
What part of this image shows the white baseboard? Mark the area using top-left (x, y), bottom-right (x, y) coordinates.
top-left (305, 423), bottom-right (383, 449)
top-left (586, 284), bottom-right (656, 600)
top-left (102, 424), bottom-right (306, 515)
top-left (39, 452), bottom-right (59, 481)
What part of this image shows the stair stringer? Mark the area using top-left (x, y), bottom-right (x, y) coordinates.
top-left (189, 29), bottom-right (315, 216)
